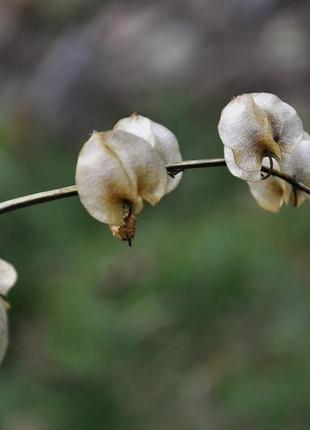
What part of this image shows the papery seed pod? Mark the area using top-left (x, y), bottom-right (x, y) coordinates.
top-left (280, 132), bottom-right (310, 207)
top-left (224, 147), bottom-right (264, 182)
top-left (114, 113), bottom-right (183, 193)
top-left (76, 130), bottom-right (168, 226)
top-left (219, 93), bottom-right (304, 181)
top-left (247, 159), bottom-right (288, 213)
top-left (0, 258), bottom-right (17, 365)
top-left (252, 93), bottom-right (303, 154)
top-left (0, 298), bottom-right (8, 365)
top-left (0, 258), bottom-right (17, 297)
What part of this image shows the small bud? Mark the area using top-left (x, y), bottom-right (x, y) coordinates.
top-left (219, 93), bottom-right (304, 181)
top-left (114, 113), bottom-right (183, 193)
top-left (76, 129), bottom-right (168, 226)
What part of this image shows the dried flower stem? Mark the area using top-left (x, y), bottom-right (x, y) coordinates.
top-left (0, 158), bottom-right (309, 215)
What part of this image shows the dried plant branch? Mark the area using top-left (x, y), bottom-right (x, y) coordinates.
top-left (169, 160), bottom-right (310, 194)
top-left (0, 158), bottom-right (309, 215)
top-left (0, 185), bottom-right (78, 214)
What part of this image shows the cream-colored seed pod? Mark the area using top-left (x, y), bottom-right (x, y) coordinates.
top-left (280, 132), bottom-right (310, 207)
top-left (0, 300), bottom-right (8, 365)
top-left (0, 258), bottom-right (17, 296)
top-left (0, 258), bottom-right (17, 365)
top-left (76, 129), bottom-right (168, 226)
top-left (247, 159), bottom-right (288, 213)
top-left (114, 114), bottom-right (183, 193)
top-left (252, 93), bottom-right (304, 154)
top-left (219, 93), bottom-right (304, 181)
top-left (224, 147), bottom-right (264, 182)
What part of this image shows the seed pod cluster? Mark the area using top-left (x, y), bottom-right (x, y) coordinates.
top-left (218, 93), bottom-right (310, 212)
top-left (76, 115), bottom-right (183, 242)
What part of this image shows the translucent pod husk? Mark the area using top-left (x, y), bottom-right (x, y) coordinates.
top-left (114, 114), bottom-right (183, 193)
top-left (252, 93), bottom-right (304, 154)
top-left (0, 299), bottom-right (8, 365)
top-left (76, 129), bottom-right (168, 226)
top-left (0, 258), bottom-right (17, 365)
top-left (280, 132), bottom-right (310, 207)
top-left (247, 159), bottom-right (289, 213)
top-left (219, 93), bottom-right (304, 182)
top-left (0, 258), bottom-right (17, 297)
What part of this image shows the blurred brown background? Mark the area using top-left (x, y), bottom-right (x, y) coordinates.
top-left (0, 1), bottom-right (310, 429)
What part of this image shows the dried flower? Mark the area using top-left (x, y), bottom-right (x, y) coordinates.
top-left (76, 129), bottom-right (168, 227)
top-left (219, 93), bottom-right (304, 181)
top-left (0, 258), bottom-right (17, 365)
top-left (114, 113), bottom-right (183, 193)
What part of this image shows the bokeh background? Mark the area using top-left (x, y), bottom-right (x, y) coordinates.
top-left (0, 0), bottom-right (310, 429)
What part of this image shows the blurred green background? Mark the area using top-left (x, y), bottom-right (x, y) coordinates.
top-left (0, 0), bottom-right (310, 429)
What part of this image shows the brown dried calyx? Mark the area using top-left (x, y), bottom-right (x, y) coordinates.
top-left (109, 201), bottom-right (137, 246)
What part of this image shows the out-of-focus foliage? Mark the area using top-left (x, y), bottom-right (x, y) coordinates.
top-left (0, 1), bottom-right (309, 429)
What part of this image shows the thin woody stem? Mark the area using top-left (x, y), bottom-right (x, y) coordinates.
top-left (0, 185), bottom-right (78, 214)
top-left (167, 160), bottom-right (310, 194)
top-left (0, 158), bottom-right (309, 215)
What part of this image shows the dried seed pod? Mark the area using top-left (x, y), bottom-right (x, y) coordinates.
top-left (114, 113), bottom-right (183, 193)
top-left (76, 130), bottom-right (168, 226)
top-left (280, 132), bottom-right (310, 207)
top-left (252, 93), bottom-right (303, 154)
top-left (247, 159), bottom-right (288, 213)
top-left (0, 299), bottom-right (8, 365)
top-left (0, 258), bottom-right (17, 365)
top-left (219, 93), bottom-right (304, 181)
top-left (0, 259), bottom-right (17, 297)
top-left (224, 147), bottom-right (263, 182)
